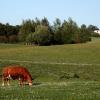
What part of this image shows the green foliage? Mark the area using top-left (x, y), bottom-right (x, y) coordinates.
top-left (62, 18), bottom-right (79, 44)
top-left (52, 18), bottom-right (92, 45)
top-left (92, 32), bottom-right (100, 37)
top-left (19, 20), bottom-right (35, 42)
top-left (25, 33), bottom-right (34, 43)
top-left (88, 24), bottom-right (99, 31)
top-left (60, 73), bottom-right (79, 80)
top-left (80, 26), bottom-right (91, 42)
top-left (18, 17), bottom-right (93, 45)
top-left (0, 23), bottom-right (20, 43)
top-left (41, 17), bottom-right (50, 26)
top-left (0, 17), bottom-right (95, 45)
top-left (53, 18), bottom-right (63, 44)
top-left (33, 25), bottom-right (52, 45)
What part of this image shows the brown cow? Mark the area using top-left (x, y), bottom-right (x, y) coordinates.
top-left (2, 65), bottom-right (33, 86)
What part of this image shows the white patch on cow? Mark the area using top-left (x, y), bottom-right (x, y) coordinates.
top-left (7, 74), bottom-right (11, 79)
top-left (18, 77), bottom-right (21, 80)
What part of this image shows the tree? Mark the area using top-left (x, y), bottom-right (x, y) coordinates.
top-left (62, 18), bottom-right (79, 44)
top-left (33, 25), bottom-right (52, 45)
top-left (19, 20), bottom-right (35, 42)
top-left (25, 33), bottom-right (34, 45)
top-left (0, 17), bottom-right (93, 44)
top-left (88, 25), bottom-right (99, 31)
top-left (0, 23), bottom-right (5, 36)
top-left (35, 17), bottom-right (41, 26)
top-left (81, 24), bottom-right (87, 29)
top-left (53, 18), bottom-right (63, 44)
top-left (80, 24), bottom-right (91, 42)
top-left (0, 23), bottom-right (19, 43)
top-left (41, 17), bottom-right (49, 26)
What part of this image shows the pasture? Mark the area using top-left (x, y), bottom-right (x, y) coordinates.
top-left (0, 38), bottom-right (100, 100)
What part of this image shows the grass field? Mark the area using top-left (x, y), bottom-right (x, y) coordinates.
top-left (0, 37), bottom-right (100, 100)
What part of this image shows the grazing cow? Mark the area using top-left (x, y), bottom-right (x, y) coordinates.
top-left (2, 65), bottom-right (33, 86)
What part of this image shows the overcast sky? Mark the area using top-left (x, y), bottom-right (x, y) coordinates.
top-left (0, 0), bottom-right (99, 27)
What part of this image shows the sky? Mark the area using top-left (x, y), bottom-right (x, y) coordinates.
top-left (0, 0), bottom-right (100, 27)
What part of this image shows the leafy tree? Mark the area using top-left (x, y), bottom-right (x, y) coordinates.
top-left (53, 18), bottom-right (63, 44)
top-left (33, 25), bottom-right (52, 45)
top-left (80, 24), bottom-right (91, 42)
top-left (62, 18), bottom-right (79, 44)
top-left (35, 17), bottom-right (41, 26)
top-left (87, 25), bottom-right (99, 38)
top-left (19, 20), bottom-right (35, 42)
top-left (25, 33), bottom-right (34, 45)
top-left (5, 23), bottom-right (19, 42)
top-left (0, 17), bottom-right (93, 44)
top-left (41, 17), bottom-right (49, 26)
top-left (88, 25), bottom-right (99, 31)
top-left (0, 23), bottom-right (19, 43)
top-left (81, 24), bottom-right (87, 29)
top-left (0, 23), bottom-right (5, 36)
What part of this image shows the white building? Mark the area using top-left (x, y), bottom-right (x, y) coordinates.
top-left (94, 30), bottom-right (100, 34)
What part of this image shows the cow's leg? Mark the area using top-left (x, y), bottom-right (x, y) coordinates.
top-left (18, 76), bottom-right (24, 86)
top-left (2, 77), bottom-right (5, 86)
top-left (2, 76), bottom-right (11, 86)
top-left (7, 74), bottom-right (11, 86)
top-left (2, 77), bottom-right (7, 86)
top-left (18, 77), bottom-right (24, 86)
top-left (19, 80), bottom-right (24, 86)
top-left (7, 79), bottom-right (10, 86)
top-left (2, 80), bottom-right (5, 86)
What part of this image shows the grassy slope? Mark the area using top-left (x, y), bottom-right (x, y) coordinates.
top-left (0, 38), bottom-right (100, 100)
top-left (0, 38), bottom-right (100, 64)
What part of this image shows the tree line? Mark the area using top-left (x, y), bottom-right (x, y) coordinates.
top-left (0, 17), bottom-right (99, 45)
top-left (0, 23), bottom-right (20, 43)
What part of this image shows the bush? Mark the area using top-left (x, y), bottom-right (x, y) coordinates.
top-left (59, 73), bottom-right (79, 80)
top-left (91, 32), bottom-right (100, 37)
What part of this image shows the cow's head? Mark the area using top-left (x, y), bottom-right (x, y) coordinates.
top-left (28, 78), bottom-right (33, 86)
top-left (29, 82), bottom-right (32, 86)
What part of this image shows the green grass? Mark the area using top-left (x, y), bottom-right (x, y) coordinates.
top-left (0, 81), bottom-right (100, 100)
top-left (0, 38), bottom-right (100, 64)
top-left (0, 38), bottom-right (100, 100)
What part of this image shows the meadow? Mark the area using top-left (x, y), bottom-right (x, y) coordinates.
top-left (0, 38), bottom-right (100, 100)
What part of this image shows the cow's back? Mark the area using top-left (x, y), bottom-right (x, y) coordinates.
top-left (2, 65), bottom-right (31, 78)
